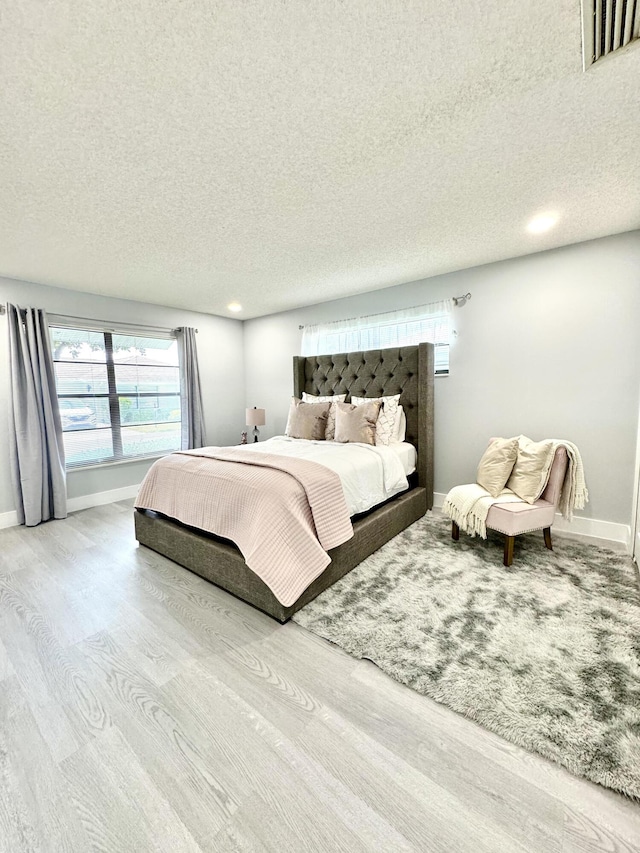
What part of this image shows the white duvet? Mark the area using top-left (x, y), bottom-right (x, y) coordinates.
top-left (243, 436), bottom-right (411, 516)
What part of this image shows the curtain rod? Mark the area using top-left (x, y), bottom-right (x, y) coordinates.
top-left (0, 304), bottom-right (197, 333)
top-left (298, 292), bottom-right (471, 331)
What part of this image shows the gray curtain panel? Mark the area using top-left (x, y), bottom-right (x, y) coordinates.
top-left (7, 304), bottom-right (67, 526)
top-left (177, 326), bottom-right (206, 449)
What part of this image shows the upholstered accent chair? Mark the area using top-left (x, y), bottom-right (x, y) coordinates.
top-left (452, 446), bottom-right (569, 567)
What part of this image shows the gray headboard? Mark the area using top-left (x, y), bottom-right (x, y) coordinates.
top-left (293, 343), bottom-right (434, 508)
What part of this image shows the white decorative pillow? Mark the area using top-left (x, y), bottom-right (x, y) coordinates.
top-left (393, 406), bottom-right (406, 443)
top-left (351, 394), bottom-right (401, 446)
top-left (301, 392), bottom-right (346, 441)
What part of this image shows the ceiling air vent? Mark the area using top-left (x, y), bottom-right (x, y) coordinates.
top-left (581, 0), bottom-right (640, 68)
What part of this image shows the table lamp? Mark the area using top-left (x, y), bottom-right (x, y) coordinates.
top-left (246, 406), bottom-right (265, 442)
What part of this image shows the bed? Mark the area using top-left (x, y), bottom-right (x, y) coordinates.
top-left (134, 342), bottom-right (434, 622)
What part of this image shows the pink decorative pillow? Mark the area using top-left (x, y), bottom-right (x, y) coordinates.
top-left (285, 398), bottom-right (331, 441)
top-left (351, 394), bottom-right (401, 446)
top-left (334, 401), bottom-right (382, 445)
top-left (301, 392), bottom-right (346, 441)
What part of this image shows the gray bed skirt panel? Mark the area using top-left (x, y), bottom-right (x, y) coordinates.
top-left (135, 486), bottom-right (427, 623)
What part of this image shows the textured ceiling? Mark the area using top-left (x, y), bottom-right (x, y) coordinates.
top-left (1, 1), bottom-right (639, 319)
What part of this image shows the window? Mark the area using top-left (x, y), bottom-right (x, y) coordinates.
top-left (50, 326), bottom-right (181, 469)
top-left (300, 300), bottom-right (453, 374)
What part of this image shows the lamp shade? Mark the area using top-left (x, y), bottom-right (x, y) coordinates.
top-left (246, 407), bottom-right (265, 427)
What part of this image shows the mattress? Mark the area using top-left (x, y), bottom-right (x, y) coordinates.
top-left (243, 436), bottom-right (413, 515)
top-left (392, 441), bottom-right (417, 476)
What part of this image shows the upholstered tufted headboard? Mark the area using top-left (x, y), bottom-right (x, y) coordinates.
top-left (293, 343), bottom-right (434, 507)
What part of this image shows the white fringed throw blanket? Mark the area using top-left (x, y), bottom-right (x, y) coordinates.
top-left (442, 439), bottom-right (588, 539)
top-left (553, 440), bottom-right (588, 520)
top-left (442, 486), bottom-right (522, 539)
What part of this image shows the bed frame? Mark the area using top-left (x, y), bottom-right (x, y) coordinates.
top-left (134, 343), bottom-right (434, 622)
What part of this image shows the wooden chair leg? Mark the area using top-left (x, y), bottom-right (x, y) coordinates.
top-left (452, 521), bottom-right (459, 541)
top-left (543, 527), bottom-right (553, 550)
top-left (504, 535), bottom-right (515, 567)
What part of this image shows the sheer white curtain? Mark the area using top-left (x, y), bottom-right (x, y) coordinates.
top-left (301, 299), bottom-right (454, 373)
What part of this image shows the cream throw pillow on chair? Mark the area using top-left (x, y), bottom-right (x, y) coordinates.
top-left (476, 437), bottom-right (519, 498)
top-left (507, 436), bottom-right (555, 504)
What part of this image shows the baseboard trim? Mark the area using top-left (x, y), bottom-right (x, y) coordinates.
top-left (0, 510), bottom-right (19, 530)
top-left (0, 484), bottom-right (141, 530)
top-left (433, 492), bottom-right (630, 551)
top-left (1, 486), bottom-right (631, 551)
top-left (551, 516), bottom-right (630, 551)
top-left (67, 484), bottom-right (141, 514)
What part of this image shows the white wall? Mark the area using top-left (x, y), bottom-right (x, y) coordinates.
top-left (244, 230), bottom-right (640, 528)
top-left (4, 230), bottom-right (639, 533)
top-left (0, 276), bottom-right (244, 515)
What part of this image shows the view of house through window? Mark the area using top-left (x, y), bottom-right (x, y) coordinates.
top-left (50, 326), bottom-right (181, 468)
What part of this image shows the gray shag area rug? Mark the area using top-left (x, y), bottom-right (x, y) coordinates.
top-left (292, 512), bottom-right (640, 799)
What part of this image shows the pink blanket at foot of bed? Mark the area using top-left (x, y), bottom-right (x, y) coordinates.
top-left (135, 448), bottom-right (353, 606)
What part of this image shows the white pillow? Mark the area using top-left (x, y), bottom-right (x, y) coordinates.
top-left (351, 394), bottom-right (401, 446)
top-left (393, 406), bottom-right (406, 443)
top-left (301, 392), bottom-right (346, 441)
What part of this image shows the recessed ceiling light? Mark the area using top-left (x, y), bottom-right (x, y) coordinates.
top-left (527, 214), bottom-right (558, 234)
top-left (227, 302), bottom-right (242, 313)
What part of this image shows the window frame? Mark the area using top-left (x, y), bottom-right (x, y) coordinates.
top-left (50, 324), bottom-right (182, 470)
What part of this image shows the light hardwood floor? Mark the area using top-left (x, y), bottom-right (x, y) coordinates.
top-left (1, 501), bottom-right (639, 852)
